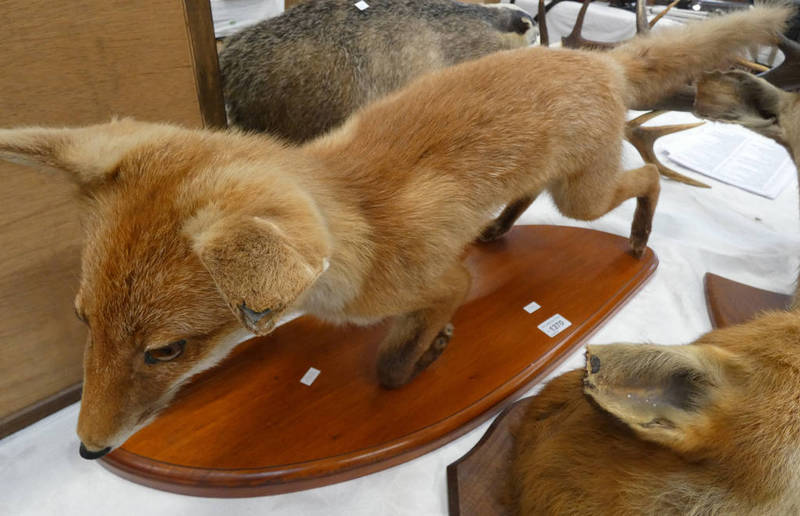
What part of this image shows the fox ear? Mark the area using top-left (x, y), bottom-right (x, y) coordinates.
top-left (695, 70), bottom-right (787, 143)
top-left (0, 118), bottom-right (152, 186)
top-left (583, 343), bottom-right (731, 452)
top-left (186, 209), bottom-right (327, 336)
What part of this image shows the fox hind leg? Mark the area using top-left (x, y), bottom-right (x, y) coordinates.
top-left (377, 262), bottom-right (470, 389)
top-left (549, 164), bottom-right (660, 257)
top-left (479, 193), bottom-right (537, 242)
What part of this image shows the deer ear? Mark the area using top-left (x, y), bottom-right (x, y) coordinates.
top-left (583, 343), bottom-right (731, 452)
top-left (695, 70), bottom-right (787, 142)
top-left (0, 118), bottom-right (154, 186)
top-left (186, 208), bottom-right (327, 335)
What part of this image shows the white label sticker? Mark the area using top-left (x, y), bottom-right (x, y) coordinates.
top-left (538, 314), bottom-right (572, 338)
top-left (354, 1), bottom-right (369, 10)
top-left (300, 367), bottom-right (321, 386)
top-left (523, 301), bottom-right (541, 314)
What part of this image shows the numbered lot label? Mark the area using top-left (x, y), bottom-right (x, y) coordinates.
top-left (538, 314), bottom-right (572, 337)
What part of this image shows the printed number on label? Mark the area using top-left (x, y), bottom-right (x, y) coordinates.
top-left (538, 314), bottom-right (572, 338)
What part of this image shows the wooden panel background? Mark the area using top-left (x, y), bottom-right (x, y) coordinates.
top-left (0, 0), bottom-right (223, 436)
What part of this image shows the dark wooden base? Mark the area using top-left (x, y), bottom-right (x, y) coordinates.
top-left (447, 395), bottom-right (535, 516)
top-left (100, 225), bottom-right (657, 497)
top-left (704, 273), bottom-right (791, 328)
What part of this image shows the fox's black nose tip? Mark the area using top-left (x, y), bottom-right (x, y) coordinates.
top-left (79, 443), bottom-right (111, 460)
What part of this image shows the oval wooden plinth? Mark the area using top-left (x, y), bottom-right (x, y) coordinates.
top-left (100, 225), bottom-right (657, 497)
top-left (704, 273), bottom-right (791, 328)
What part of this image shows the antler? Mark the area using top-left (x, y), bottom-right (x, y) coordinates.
top-left (538, 0), bottom-right (549, 47)
top-left (647, 0), bottom-right (680, 30)
top-left (636, 0), bottom-right (649, 34)
top-left (625, 111), bottom-right (709, 188)
top-left (561, 0), bottom-right (617, 50)
top-left (561, 0), bottom-right (652, 49)
top-left (735, 57), bottom-right (770, 73)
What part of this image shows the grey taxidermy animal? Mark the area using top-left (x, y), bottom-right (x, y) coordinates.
top-left (219, 0), bottom-right (535, 142)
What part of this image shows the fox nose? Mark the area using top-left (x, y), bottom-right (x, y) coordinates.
top-left (79, 442), bottom-right (111, 460)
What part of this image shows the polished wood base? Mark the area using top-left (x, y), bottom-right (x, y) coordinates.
top-left (100, 225), bottom-right (657, 497)
top-left (704, 273), bottom-right (790, 328)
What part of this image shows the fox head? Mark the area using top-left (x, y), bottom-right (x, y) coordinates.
top-left (584, 310), bottom-right (800, 484)
top-left (0, 119), bottom-right (331, 458)
top-left (695, 70), bottom-right (800, 155)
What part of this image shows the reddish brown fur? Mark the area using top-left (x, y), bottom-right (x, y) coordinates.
top-left (0, 6), bottom-right (789, 454)
top-left (512, 313), bottom-right (800, 515)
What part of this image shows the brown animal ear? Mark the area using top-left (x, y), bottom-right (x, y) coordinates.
top-left (695, 70), bottom-right (787, 143)
top-left (187, 210), bottom-right (327, 335)
top-left (0, 118), bottom-right (152, 185)
top-left (583, 343), bottom-right (730, 451)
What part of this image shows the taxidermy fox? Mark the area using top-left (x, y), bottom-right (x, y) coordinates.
top-left (511, 310), bottom-right (800, 515)
top-left (0, 5), bottom-right (790, 458)
top-left (219, 0), bottom-right (535, 142)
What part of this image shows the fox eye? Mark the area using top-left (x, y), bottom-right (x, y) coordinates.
top-left (144, 340), bottom-right (186, 364)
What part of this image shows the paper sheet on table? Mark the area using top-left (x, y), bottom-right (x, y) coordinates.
top-left (663, 123), bottom-right (796, 199)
